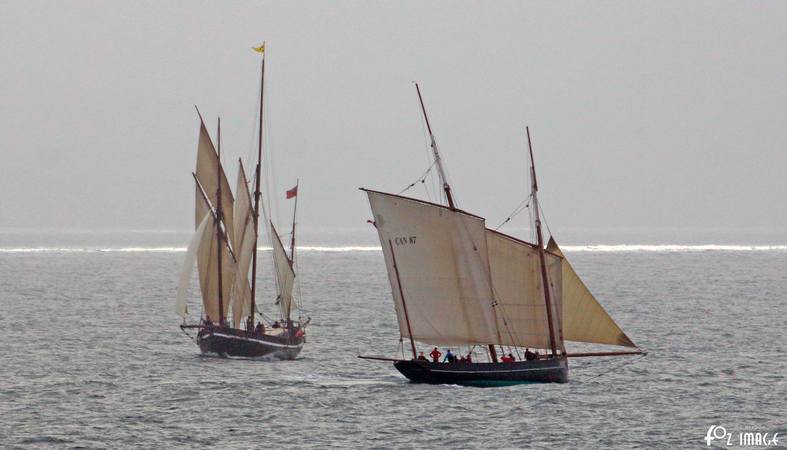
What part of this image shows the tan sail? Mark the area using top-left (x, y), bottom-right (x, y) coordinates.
top-left (230, 163), bottom-right (255, 327)
top-left (547, 237), bottom-right (636, 347)
top-left (195, 122), bottom-right (236, 247)
top-left (485, 230), bottom-right (563, 350)
top-left (366, 190), bottom-right (500, 346)
top-left (195, 192), bottom-right (236, 323)
top-left (270, 221), bottom-right (295, 320)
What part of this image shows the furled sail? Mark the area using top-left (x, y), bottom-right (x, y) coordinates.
top-left (270, 221), bottom-right (295, 320)
top-left (176, 212), bottom-right (212, 317)
top-left (230, 163), bottom-right (255, 327)
top-left (195, 122), bottom-right (236, 248)
top-left (195, 193), bottom-right (236, 323)
top-left (547, 237), bottom-right (636, 347)
top-left (365, 190), bottom-right (500, 346)
top-left (485, 230), bottom-right (563, 350)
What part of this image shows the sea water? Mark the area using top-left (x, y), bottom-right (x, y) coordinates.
top-left (0, 228), bottom-right (784, 448)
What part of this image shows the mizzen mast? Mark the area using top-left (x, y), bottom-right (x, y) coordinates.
top-left (289, 179), bottom-right (299, 263)
top-left (250, 43), bottom-right (266, 330)
top-left (526, 126), bottom-right (559, 357)
top-left (415, 83), bottom-right (455, 209)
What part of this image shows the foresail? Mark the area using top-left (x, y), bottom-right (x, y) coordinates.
top-left (195, 122), bottom-right (236, 248)
top-left (365, 190), bottom-right (499, 346)
top-left (547, 237), bottom-right (636, 347)
top-left (270, 221), bottom-right (295, 319)
top-left (231, 163), bottom-right (254, 327)
top-left (176, 212), bottom-right (212, 317)
top-left (485, 230), bottom-right (563, 350)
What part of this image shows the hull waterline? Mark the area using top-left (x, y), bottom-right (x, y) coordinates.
top-left (393, 357), bottom-right (568, 386)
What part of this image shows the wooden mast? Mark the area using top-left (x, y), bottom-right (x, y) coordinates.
top-left (215, 117), bottom-right (224, 325)
top-left (414, 83), bottom-right (455, 209)
top-left (289, 179), bottom-right (299, 263)
top-left (389, 240), bottom-right (417, 359)
top-left (526, 126), bottom-right (559, 357)
top-left (250, 44), bottom-right (265, 330)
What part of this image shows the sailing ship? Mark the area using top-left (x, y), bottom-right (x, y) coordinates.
top-left (176, 44), bottom-right (308, 359)
top-left (360, 84), bottom-right (643, 385)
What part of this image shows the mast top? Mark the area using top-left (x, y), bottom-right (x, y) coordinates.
top-left (414, 82), bottom-right (455, 209)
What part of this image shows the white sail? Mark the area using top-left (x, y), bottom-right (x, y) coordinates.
top-left (366, 190), bottom-right (499, 346)
top-left (195, 122), bottom-right (236, 248)
top-left (270, 221), bottom-right (295, 320)
top-left (547, 237), bottom-right (636, 347)
top-left (176, 212), bottom-right (212, 317)
top-left (230, 163), bottom-right (255, 327)
top-left (195, 193), bottom-right (236, 323)
top-left (485, 229), bottom-right (563, 350)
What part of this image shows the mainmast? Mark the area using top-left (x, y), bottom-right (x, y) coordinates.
top-left (526, 126), bottom-right (559, 357)
top-left (415, 83), bottom-right (455, 209)
top-left (216, 117), bottom-right (225, 324)
top-left (250, 43), bottom-right (265, 329)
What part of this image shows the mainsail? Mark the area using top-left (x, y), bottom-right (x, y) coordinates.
top-left (195, 187), bottom-right (236, 323)
top-left (485, 229), bottom-right (562, 350)
top-left (270, 221), bottom-right (295, 320)
top-left (366, 190), bottom-right (501, 346)
top-left (547, 238), bottom-right (636, 347)
top-left (230, 163), bottom-right (255, 328)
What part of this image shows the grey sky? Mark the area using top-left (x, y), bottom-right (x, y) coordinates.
top-left (1, 1), bottom-right (785, 233)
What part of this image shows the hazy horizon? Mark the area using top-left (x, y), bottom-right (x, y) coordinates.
top-left (1, 1), bottom-right (785, 233)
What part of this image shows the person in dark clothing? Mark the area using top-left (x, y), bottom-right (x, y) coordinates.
top-left (466, 353), bottom-right (473, 363)
top-left (417, 352), bottom-right (427, 361)
top-left (429, 347), bottom-right (442, 363)
top-left (525, 348), bottom-right (536, 361)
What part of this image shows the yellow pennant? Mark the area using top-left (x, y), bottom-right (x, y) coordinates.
top-left (251, 44), bottom-right (265, 54)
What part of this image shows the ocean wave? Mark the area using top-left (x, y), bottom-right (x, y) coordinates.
top-left (0, 244), bottom-right (784, 254)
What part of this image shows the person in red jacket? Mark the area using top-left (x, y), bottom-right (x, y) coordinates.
top-left (429, 347), bottom-right (442, 363)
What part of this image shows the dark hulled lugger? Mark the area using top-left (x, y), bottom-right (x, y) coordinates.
top-left (359, 84), bottom-right (642, 385)
top-left (176, 43), bottom-right (309, 359)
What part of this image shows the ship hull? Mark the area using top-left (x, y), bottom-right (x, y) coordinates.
top-left (393, 357), bottom-right (568, 386)
top-left (196, 327), bottom-right (304, 360)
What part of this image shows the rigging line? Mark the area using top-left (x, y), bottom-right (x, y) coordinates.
top-left (580, 353), bottom-right (648, 382)
top-left (397, 160), bottom-right (438, 194)
top-left (494, 194), bottom-right (533, 230)
top-left (538, 201), bottom-right (555, 240)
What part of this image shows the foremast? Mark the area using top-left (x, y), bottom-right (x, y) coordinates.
top-left (415, 83), bottom-right (455, 209)
top-left (526, 126), bottom-right (562, 357)
top-left (216, 118), bottom-right (225, 324)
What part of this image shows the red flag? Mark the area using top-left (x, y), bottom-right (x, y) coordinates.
top-left (286, 185), bottom-right (298, 199)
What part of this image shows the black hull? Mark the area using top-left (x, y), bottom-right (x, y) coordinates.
top-left (197, 328), bottom-right (304, 360)
top-left (393, 357), bottom-right (568, 386)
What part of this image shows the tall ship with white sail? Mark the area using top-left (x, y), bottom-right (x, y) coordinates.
top-left (360, 84), bottom-right (642, 385)
top-left (176, 44), bottom-right (308, 359)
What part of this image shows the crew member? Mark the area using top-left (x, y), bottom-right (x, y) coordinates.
top-left (429, 347), bottom-right (442, 363)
